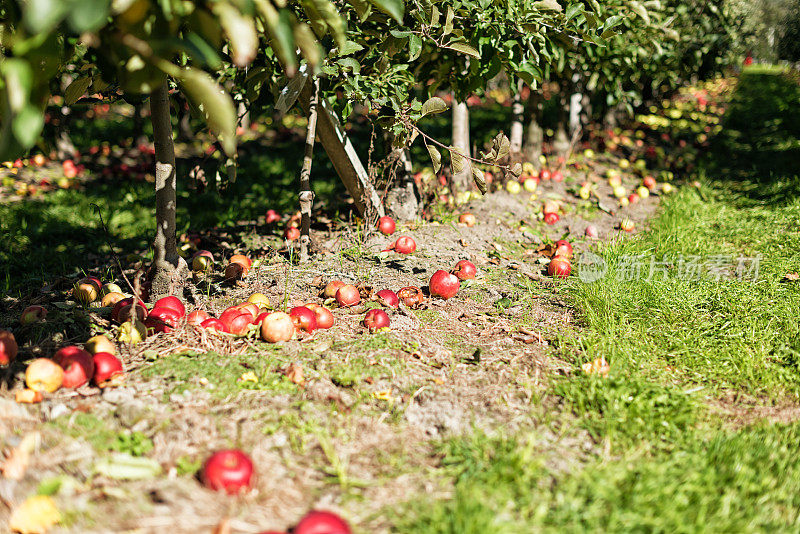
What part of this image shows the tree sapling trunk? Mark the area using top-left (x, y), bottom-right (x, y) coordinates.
top-left (451, 96), bottom-right (471, 191)
top-left (149, 79), bottom-right (188, 300)
top-left (298, 78), bottom-right (320, 262)
top-left (509, 80), bottom-right (525, 155)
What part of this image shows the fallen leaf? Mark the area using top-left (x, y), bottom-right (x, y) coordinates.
top-left (1, 433), bottom-right (39, 480)
top-left (581, 357), bottom-right (610, 377)
top-left (284, 363), bottom-right (305, 386)
top-left (93, 453), bottom-right (162, 480)
top-left (9, 495), bottom-right (61, 534)
top-left (372, 389), bottom-right (393, 402)
top-left (782, 272), bottom-right (799, 281)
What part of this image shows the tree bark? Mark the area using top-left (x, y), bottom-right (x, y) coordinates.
top-left (299, 79), bottom-right (320, 262)
top-left (451, 96), bottom-right (471, 191)
top-left (385, 147), bottom-right (420, 222)
top-left (149, 80), bottom-right (188, 300)
top-left (523, 92), bottom-right (543, 165)
top-left (553, 90), bottom-right (570, 157)
top-left (509, 80), bottom-right (525, 155)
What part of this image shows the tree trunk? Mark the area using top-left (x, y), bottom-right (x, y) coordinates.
top-left (149, 80), bottom-right (188, 300)
top-left (299, 79), bottom-right (320, 262)
top-left (523, 93), bottom-right (543, 165)
top-left (176, 94), bottom-right (193, 142)
top-left (509, 80), bottom-right (525, 155)
top-left (385, 147), bottom-right (420, 222)
top-left (553, 90), bottom-right (570, 157)
top-left (451, 97), bottom-right (471, 191)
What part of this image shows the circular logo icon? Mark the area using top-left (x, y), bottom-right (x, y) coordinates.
top-left (577, 251), bottom-right (607, 283)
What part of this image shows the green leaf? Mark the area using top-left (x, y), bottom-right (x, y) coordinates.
top-left (446, 41), bottom-right (481, 59)
top-left (494, 133), bottom-right (510, 161)
top-left (23, 0), bottom-right (68, 33)
top-left (0, 59), bottom-right (33, 112)
top-left (450, 147), bottom-right (465, 175)
top-left (430, 5), bottom-right (440, 26)
top-left (64, 77), bottom-right (92, 106)
top-left (176, 68), bottom-right (237, 156)
top-left (294, 22), bottom-right (322, 66)
top-left (533, 0), bottom-right (562, 12)
top-left (338, 40), bottom-right (364, 56)
top-left (213, 3), bottom-right (258, 66)
top-left (67, 0), bottom-right (111, 33)
top-left (472, 166), bottom-right (487, 195)
top-left (409, 34), bottom-right (422, 61)
top-left (367, 0), bottom-right (404, 23)
top-left (338, 57), bottom-right (361, 73)
top-left (94, 453), bottom-right (162, 480)
top-left (12, 104), bottom-right (44, 149)
top-left (425, 143), bottom-right (442, 173)
top-left (629, 1), bottom-right (650, 24)
top-left (420, 96), bottom-right (448, 117)
top-left (347, 0), bottom-right (372, 21)
top-left (256, 2), bottom-right (298, 73)
top-left (443, 6), bottom-right (454, 35)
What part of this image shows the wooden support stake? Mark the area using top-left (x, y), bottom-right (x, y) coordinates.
top-left (299, 78), bottom-right (320, 262)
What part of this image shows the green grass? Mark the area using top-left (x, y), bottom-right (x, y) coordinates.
top-left (396, 69), bottom-right (800, 532)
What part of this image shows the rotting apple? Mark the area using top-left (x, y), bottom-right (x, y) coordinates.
top-left (261, 312), bottom-right (294, 343)
top-left (554, 240), bottom-right (573, 260)
top-left (155, 296), bottom-right (186, 317)
top-left (429, 270), bottom-right (460, 299)
top-left (92, 352), bottom-right (124, 387)
top-left (201, 449), bottom-right (254, 495)
top-left (458, 213), bottom-right (477, 227)
top-left (101, 291), bottom-right (126, 307)
top-left (56, 347), bottom-right (94, 388)
top-left (397, 286), bottom-right (424, 308)
top-left (25, 358), bottom-right (64, 393)
top-left (73, 279), bottom-right (99, 304)
top-left (248, 293), bottom-right (271, 310)
top-left (294, 510), bottom-right (352, 534)
top-left (229, 254), bottom-right (252, 273)
top-left (542, 199), bottom-right (560, 214)
top-left (544, 212), bottom-right (560, 225)
top-left (224, 263), bottom-right (246, 282)
top-left (20, 305), bottom-right (47, 325)
top-left (201, 318), bottom-right (228, 333)
top-left (377, 216), bottom-right (396, 235)
top-left (192, 250), bottom-right (215, 272)
top-left (323, 280), bottom-right (345, 299)
top-left (620, 218), bottom-right (635, 232)
top-left (187, 310), bottom-right (211, 326)
top-left (305, 303), bottom-right (334, 329)
top-left (374, 289), bottom-right (399, 308)
top-left (290, 306), bottom-right (318, 333)
top-left (363, 309), bottom-right (390, 331)
top-left (0, 330), bottom-right (18, 366)
top-left (335, 284), bottom-right (361, 307)
top-left (100, 283), bottom-right (123, 297)
top-left (643, 175), bottom-right (657, 190)
top-left (146, 307), bottom-right (182, 334)
top-left (548, 257), bottom-right (572, 278)
top-left (85, 334), bottom-right (115, 355)
top-left (15, 389), bottom-right (43, 404)
top-left (393, 236), bottom-right (417, 254)
top-left (452, 260), bottom-right (477, 281)
top-left (117, 318), bottom-right (147, 344)
top-left (117, 302), bottom-right (148, 323)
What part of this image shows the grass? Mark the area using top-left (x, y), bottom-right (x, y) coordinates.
top-left (397, 68), bottom-right (800, 531)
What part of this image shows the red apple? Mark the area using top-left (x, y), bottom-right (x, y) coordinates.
top-left (551, 170), bottom-right (564, 182)
top-left (0, 330), bottom-right (19, 366)
top-left (192, 250), bottom-right (214, 272)
top-left (201, 318), bottom-right (228, 333)
top-left (620, 218), bottom-right (635, 232)
top-left (585, 224), bottom-right (599, 238)
top-left (458, 213), bottom-right (477, 227)
top-left (335, 285), bottom-right (361, 307)
top-left (539, 169), bottom-right (551, 181)
top-left (429, 270), bottom-right (460, 299)
top-left (643, 175), bottom-right (657, 190)
top-left (452, 260), bottom-right (476, 280)
top-left (290, 306), bottom-right (317, 333)
top-left (117, 302), bottom-right (148, 323)
top-left (255, 311), bottom-right (272, 324)
top-left (261, 312), bottom-right (294, 343)
top-left (294, 510), bottom-right (352, 534)
top-left (219, 308), bottom-right (253, 335)
top-left (544, 212), bottom-right (559, 225)
top-left (266, 209), bottom-right (281, 224)
top-left (284, 227), bottom-right (300, 241)
top-left (26, 358), bottom-right (63, 393)
top-left (201, 449), bottom-right (254, 495)
top-left (363, 309), bottom-right (390, 331)
top-left (92, 352), bottom-right (124, 387)
top-left (548, 257), bottom-right (572, 278)
top-left (146, 307), bottom-right (182, 334)
top-left (377, 216), bottom-right (396, 235)
top-left (187, 310), bottom-right (211, 326)
top-left (554, 240), bottom-right (573, 260)
top-left (323, 280), bottom-right (345, 299)
top-left (393, 236), bottom-right (417, 254)
top-left (374, 289), bottom-right (399, 308)
top-left (397, 286), bottom-right (424, 307)
top-left (305, 304), bottom-right (334, 329)
top-left (154, 296), bottom-right (186, 317)
top-left (628, 193), bottom-right (640, 204)
top-left (20, 305), bottom-right (47, 325)
top-left (56, 347), bottom-right (94, 388)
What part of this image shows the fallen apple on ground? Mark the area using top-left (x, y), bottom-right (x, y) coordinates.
top-left (155, 296), bottom-right (186, 317)
top-left (544, 212), bottom-right (559, 225)
top-left (554, 240), bottom-right (573, 259)
top-left (101, 291), bottom-right (126, 307)
top-left (290, 306), bottom-right (318, 333)
top-left (0, 330), bottom-right (18, 366)
top-left (20, 305), bottom-right (47, 325)
top-left (452, 260), bottom-right (477, 280)
top-left (397, 286), bottom-right (424, 307)
top-left (548, 257), bottom-right (572, 278)
top-left (117, 318), bottom-right (147, 344)
top-left (377, 216), bottom-right (396, 235)
top-left (585, 224), bottom-right (599, 238)
top-left (293, 510), bottom-right (352, 534)
top-left (73, 279), bottom-right (99, 304)
top-left (192, 250), bottom-right (215, 272)
top-left (374, 289), bottom-right (399, 308)
top-left (304, 303), bottom-right (334, 329)
top-left (93, 352), bottom-right (124, 387)
top-left (202, 449), bottom-right (254, 495)
top-left (85, 334), bottom-right (115, 355)
top-left (261, 312), bottom-right (295, 343)
top-left (201, 318), bottom-right (228, 333)
top-left (284, 227), bottom-right (300, 241)
top-left (56, 347), bottom-right (94, 388)
top-left (458, 213), bottom-right (477, 227)
top-left (393, 236), bottom-right (417, 254)
top-left (265, 209), bottom-right (281, 224)
top-left (363, 309), bottom-right (390, 331)
top-left (26, 358), bottom-right (64, 393)
top-left (248, 293), bottom-right (271, 310)
top-left (187, 310), bottom-right (211, 326)
top-left (429, 270), bottom-right (460, 299)
top-left (335, 285), bottom-right (361, 307)
top-left (323, 280), bottom-right (345, 299)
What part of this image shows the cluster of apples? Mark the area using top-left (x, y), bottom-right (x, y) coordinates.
top-left (2, 328), bottom-right (125, 403)
top-left (376, 216), bottom-right (418, 254)
top-left (201, 449), bottom-right (351, 533)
